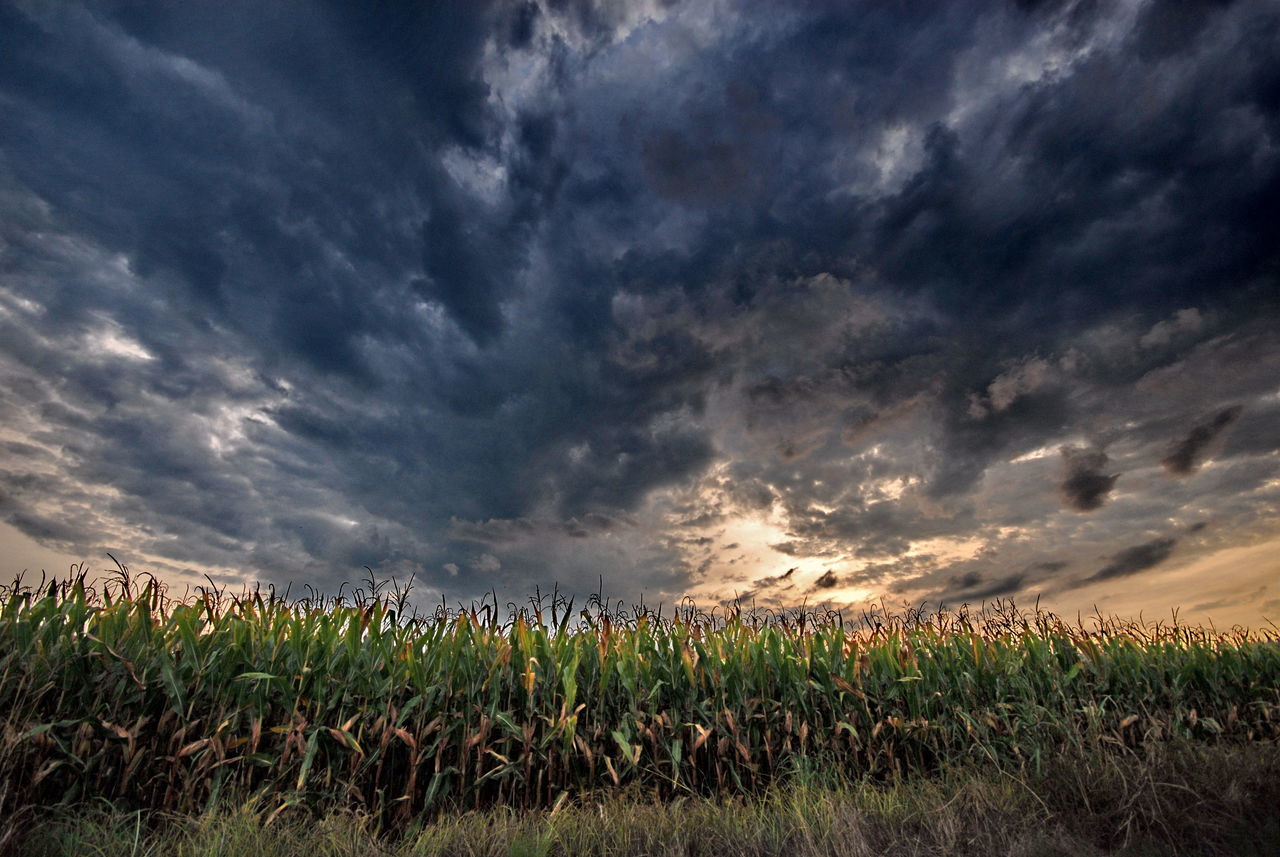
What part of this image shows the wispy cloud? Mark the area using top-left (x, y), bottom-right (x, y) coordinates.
top-left (1162, 407), bottom-right (1245, 476)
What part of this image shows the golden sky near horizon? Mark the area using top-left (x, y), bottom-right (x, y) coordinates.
top-left (7, 508), bottom-right (1276, 632)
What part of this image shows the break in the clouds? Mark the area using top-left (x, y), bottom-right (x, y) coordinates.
top-left (1, 0), bottom-right (1278, 622)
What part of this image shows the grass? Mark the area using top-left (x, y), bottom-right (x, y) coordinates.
top-left (17, 741), bottom-right (1280, 856)
top-left (1, 567), bottom-right (1277, 854)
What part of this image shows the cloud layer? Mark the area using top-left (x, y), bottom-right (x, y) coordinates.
top-left (1, 0), bottom-right (1277, 617)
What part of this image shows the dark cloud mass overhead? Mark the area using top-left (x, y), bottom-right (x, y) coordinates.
top-left (1, 0), bottom-right (1278, 622)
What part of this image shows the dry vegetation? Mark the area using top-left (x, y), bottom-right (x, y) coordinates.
top-left (2, 568), bottom-right (1277, 855)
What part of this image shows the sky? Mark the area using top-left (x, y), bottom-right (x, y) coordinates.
top-left (1, 0), bottom-right (1278, 628)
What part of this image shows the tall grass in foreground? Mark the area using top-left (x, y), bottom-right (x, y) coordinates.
top-left (1, 569), bottom-right (1276, 832)
top-left (25, 742), bottom-right (1280, 857)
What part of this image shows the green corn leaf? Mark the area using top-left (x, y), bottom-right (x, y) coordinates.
top-left (295, 729), bottom-right (320, 791)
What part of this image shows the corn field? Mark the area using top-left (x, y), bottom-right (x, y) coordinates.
top-left (2, 570), bottom-right (1277, 827)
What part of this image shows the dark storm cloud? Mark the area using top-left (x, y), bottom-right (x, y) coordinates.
top-left (448, 513), bottom-right (629, 544)
top-left (899, 559), bottom-right (1069, 605)
top-left (1075, 536), bottom-right (1180, 589)
top-left (1059, 446), bottom-right (1119, 512)
top-left (0, 0), bottom-right (717, 592)
top-left (945, 571), bottom-right (1028, 603)
top-left (641, 132), bottom-right (746, 203)
top-left (811, 570), bottom-right (839, 591)
top-left (1, 0), bottom-right (1278, 606)
top-left (1162, 406), bottom-right (1245, 476)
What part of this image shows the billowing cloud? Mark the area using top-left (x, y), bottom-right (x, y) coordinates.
top-left (0, 0), bottom-right (1277, 622)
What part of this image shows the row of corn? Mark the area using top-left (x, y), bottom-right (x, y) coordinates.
top-left (1, 572), bottom-right (1276, 824)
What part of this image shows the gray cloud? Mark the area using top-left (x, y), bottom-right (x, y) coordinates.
top-left (1191, 584), bottom-right (1268, 614)
top-left (811, 570), bottom-right (839, 591)
top-left (1059, 446), bottom-right (1120, 512)
top-left (1078, 536), bottom-right (1180, 588)
top-left (1162, 406), bottom-right (1245, 476)
top-left (730, 566), bottom-right (798, 604)
top-left (904, 559), bottom-right (1069, 606)
top-left (945, 571), bottom-right (1028, 603)
top-left (0, 0), bottom-right (1277, 611)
